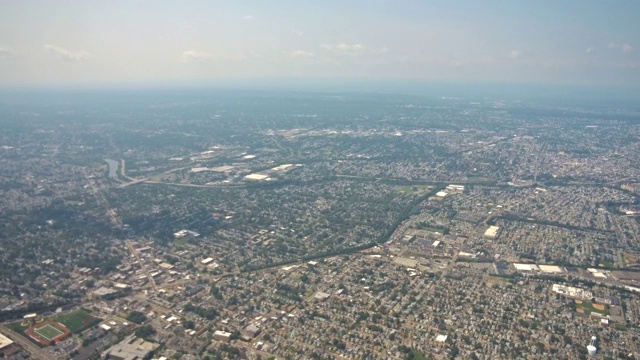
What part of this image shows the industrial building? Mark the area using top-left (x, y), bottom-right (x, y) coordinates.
top-left (538, 265), bottom-right (564, 273)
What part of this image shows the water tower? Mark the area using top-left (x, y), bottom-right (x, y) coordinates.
top-left (587, 336), bottom-right (597, 356)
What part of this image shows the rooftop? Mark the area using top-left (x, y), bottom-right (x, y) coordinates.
top-left (0, 333), bottom-right (14, 350)
top-left (102, 335), bottom-right (159, 360)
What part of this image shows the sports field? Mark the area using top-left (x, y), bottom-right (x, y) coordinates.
top-left (34, 324), bottom-right (65, 341)
top-left (25, 321), bottom-right (71, 346)
top-left (55, 309), bottom-right (100, 333)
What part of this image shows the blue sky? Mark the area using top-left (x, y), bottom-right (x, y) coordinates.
top-left (0, 0), bottom-right (638, 87)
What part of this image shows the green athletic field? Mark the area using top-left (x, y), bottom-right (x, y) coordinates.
top-left (34, 323), bottom-right (64, 341)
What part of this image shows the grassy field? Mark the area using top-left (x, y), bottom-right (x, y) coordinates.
top-left (575, 300), bottom-right (610, 315)
top-left (411, 350), bottom-right (427, 360)
top-left (485, 276), bottom-right (510, 287)
top-left (35, 324), bottom-right (64, 340)
top-left (615, 323), bottom-right (627, 331)
top-left (398, 185), bottom-right (433, 194)
top-left (54, 309), bottom-right (100, 333)
top-left (418, 226), bottom-right (445, 234)
top-left (7, 321), bottom-right (30, 333)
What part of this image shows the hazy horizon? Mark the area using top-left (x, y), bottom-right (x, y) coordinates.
top-left (1, 1), bottom-right (639, 88)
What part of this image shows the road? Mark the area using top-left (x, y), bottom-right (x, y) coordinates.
top-left (117, 166), bottom-right (191, 188)
top-left (1, 325), bottom-right (50, 360)
top-left (126, 240), bottom-right (157, 291)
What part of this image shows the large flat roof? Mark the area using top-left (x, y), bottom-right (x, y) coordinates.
top-left (0, 333), bottom-right (14, 350)
top-left (484, 226), bottom-right (500, 237)
top-left (538, 265), bottom-right (564, 273)
top-left (245, 173), bottom-right (268, 180)
top-left (514, 263), bottom-right (539, 271)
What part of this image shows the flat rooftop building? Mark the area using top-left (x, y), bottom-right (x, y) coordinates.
top-left (241, 324), bottom-right (261, 339)
top-left (514, 263), bottom-right (539, 271)
top-left (313, 291), bottom-right (331, 302)
top-left (213, 330), bottom-right (232, 343)
top-left (0, 333), bottom-right (14, 351)
top-left (102, 334), bottom-right (159, 360)
top-left (538, 265), bottom-right (564, 273)
top-left (552, 284), bottom-right (593, 300)
top-left (245, 173), bottom-right (269, 180)
top-left (483, 226), bottom-right (500, 239)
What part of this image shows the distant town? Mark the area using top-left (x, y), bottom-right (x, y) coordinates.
top-left (0, 89), bottom-right (639, 359)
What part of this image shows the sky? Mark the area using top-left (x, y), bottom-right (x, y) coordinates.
top-left (0, 0), bottom-right (639, 88)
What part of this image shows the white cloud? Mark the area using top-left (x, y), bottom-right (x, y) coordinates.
top-left (586, 47), bottom-right (594, 54)
top-left (44, 44), bottom-right (91, 61)
top-left (321, 43), bottom-right (366, 55)
top-left (289, 28), bottom-right (304, 36)
top-left (608, 42), bottom-right (633, 53)
top-left (289, 50), bottom-right (315, 58)
top-left (508, 50), bottom-right (522, 59)
top-left (180, 50), bottom-right (247, 62)
top-left (0, 46), bottom-right (14, 58)
top-left (180, 50), bottom-right (214, 62)
top-left (450, 56), bottom-right (494, 67)
top-left (243, 15), bottom-right (255, 22)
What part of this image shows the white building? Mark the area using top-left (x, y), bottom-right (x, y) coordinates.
top-left (213, 330), bottom-right (232, 343)
top-left (484, 226), bottom-right (500, 239)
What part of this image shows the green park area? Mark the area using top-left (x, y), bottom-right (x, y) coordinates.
top-left (54, 309), bottom-right (101, 333)
top-left (7, 321), bottom-right (30, 333)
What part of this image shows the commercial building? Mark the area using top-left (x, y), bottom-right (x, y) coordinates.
top-left (538, 265), bottom-right (564, 274)
top-left (446, 185), bottom-right (465, 192)
top-left (552, 284), bottom-right (593, 300)
top-left (213, 330), bottom-right (232, 343)
top-left (313, 292), bottom-right (331, 302)
top-left (200, 258), bottom-right (215, 265)
top-left (483, 226), bottom-right (500, 239)
top-left (244, 173), bottom-right (269, 181)
top-left (514, 263), bottom-right (539, 271)
top-left (241, 324), bottom-right (260, 339)
top-left (101, 334), bottom-right (159, 360)
top-left (0, 333), bottom-right (14, 351)
top-left (174, 230), bottom-right (200, 239)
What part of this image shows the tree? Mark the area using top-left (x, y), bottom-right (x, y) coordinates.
top-left (183, 320), bottom-right (195, 330)
top-left (450, 346), bottom-right (459, 359)
top-left (127, 311), bottom-right (148, 324)
top-left (135, 325), bottom-right (156, 339)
